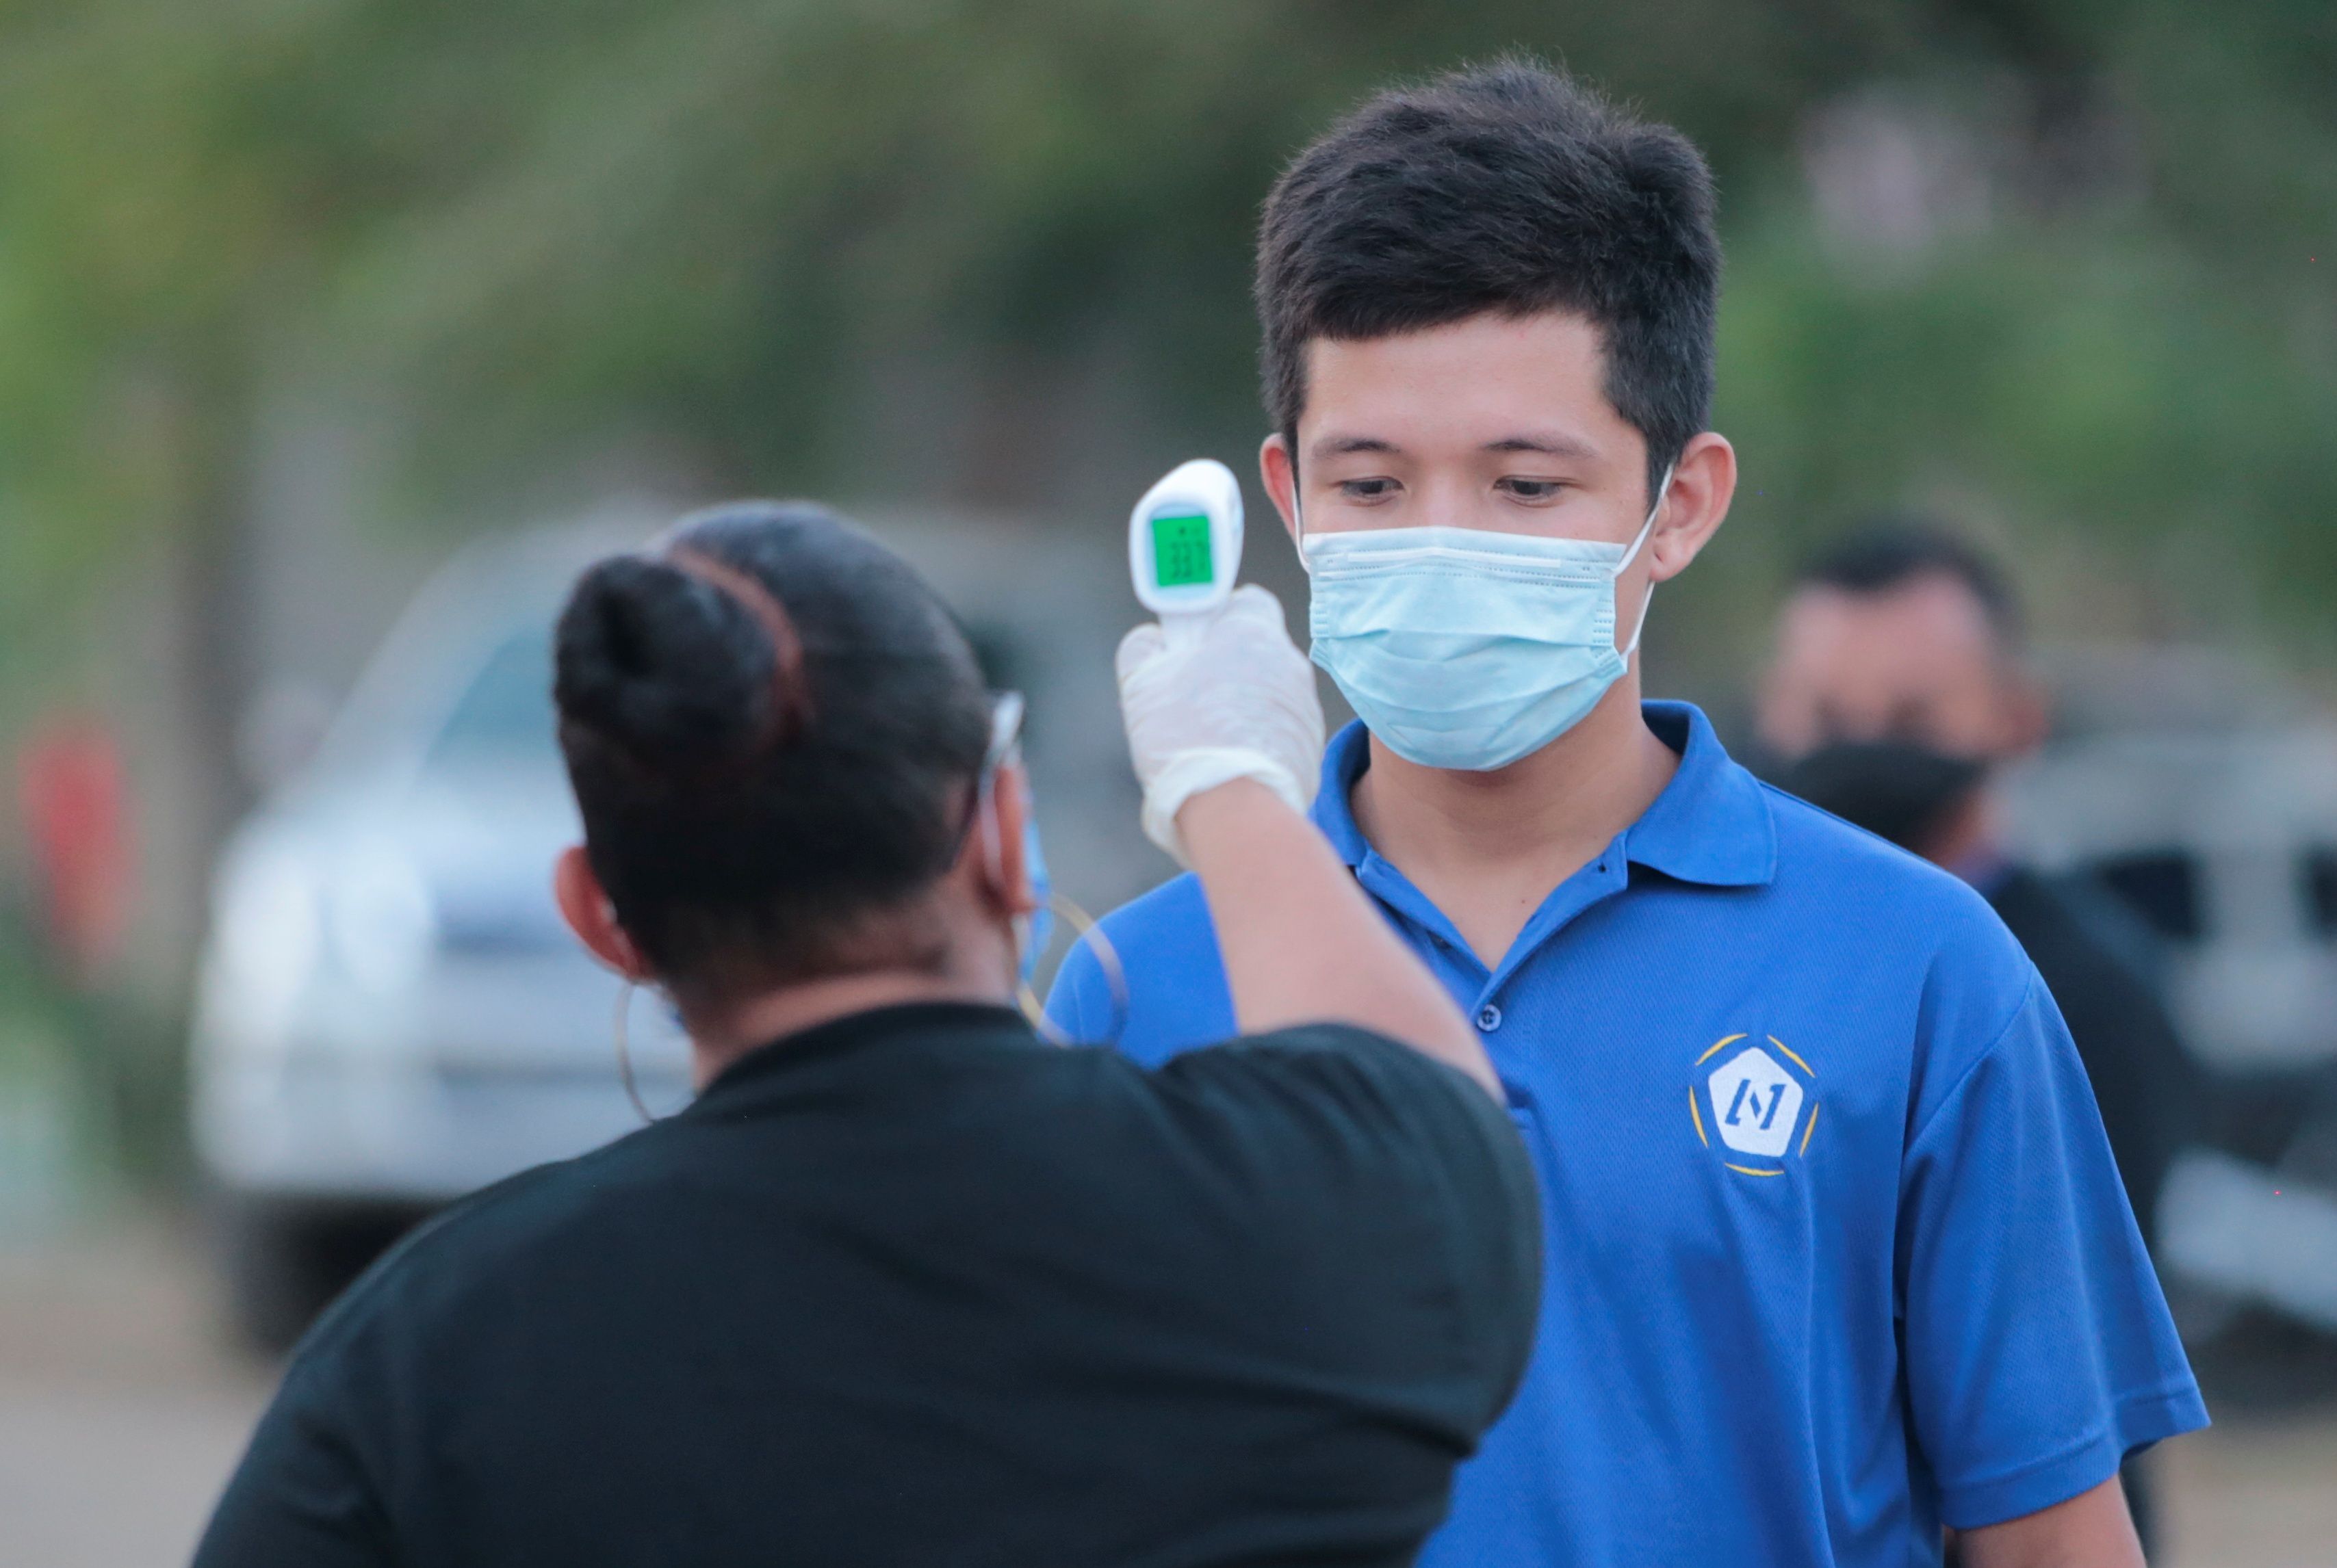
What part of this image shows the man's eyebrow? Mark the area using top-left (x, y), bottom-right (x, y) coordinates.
top-left (1307, 434), bottom-right (1400, 460)
top-left (1484, 433), bottom-right (1599, 460)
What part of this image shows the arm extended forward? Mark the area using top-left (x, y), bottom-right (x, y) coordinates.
top-left (1115, 584), bottom-right (1495, 1097)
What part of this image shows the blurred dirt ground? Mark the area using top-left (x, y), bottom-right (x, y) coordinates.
top-left (0, 1218), bottom-right (269, 1568)
top-left (0, 1216), bottom-right (2331, 1567)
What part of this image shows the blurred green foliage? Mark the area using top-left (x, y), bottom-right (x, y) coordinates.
top-left (3, 0), bottom-right (2325, 1188)
top-left (0, 0), bottom-right (2332, 646)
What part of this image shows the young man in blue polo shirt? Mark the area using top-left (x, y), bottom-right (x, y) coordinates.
top-left (1050, 62), bottom-right (2204, 1567)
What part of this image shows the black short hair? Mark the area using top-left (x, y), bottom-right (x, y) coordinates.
top-left (553, 501), bottom-right (993, 998)
top-left (1795, 517), bottom-right (2024, 648)
top-left (1256, 60), bottom-right (1721, 501)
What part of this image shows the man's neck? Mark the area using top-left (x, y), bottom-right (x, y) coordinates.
top-left (1922, 789), bottom-right (2010, 893)
top-left (1350, 677), bottom-right (1679, 969)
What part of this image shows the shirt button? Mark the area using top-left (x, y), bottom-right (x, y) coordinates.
top-left (1475, 1004), bottom-right (1503, 1033)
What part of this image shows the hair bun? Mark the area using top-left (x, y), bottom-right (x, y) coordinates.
top-left (554, 556), bottom-right (783, 771)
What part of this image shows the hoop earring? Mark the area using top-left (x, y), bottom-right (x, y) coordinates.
top-left (614, 980), bottom-right (663, 1125)
top-left (1017, 978), bottom-right (1053, 1038)
top-left (1018, 891), bottom-right (1128, 1047)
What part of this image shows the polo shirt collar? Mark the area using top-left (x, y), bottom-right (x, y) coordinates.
top-left (1308, 701), bottom-right (1777, 889)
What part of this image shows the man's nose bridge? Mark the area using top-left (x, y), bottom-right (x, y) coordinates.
top-left (1419, 469), bottom-right (1497, 531)
top-left (1428, 467), bottom-right (1471, 523)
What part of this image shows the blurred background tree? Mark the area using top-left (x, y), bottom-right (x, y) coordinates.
top-left (8, 2), bottom-right (2333, 610)
top-left (0, 0), bottom-right (2331, 1153)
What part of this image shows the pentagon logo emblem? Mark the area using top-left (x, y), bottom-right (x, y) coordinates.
top-left (1689, 1034), bottom-right (1818, 1177)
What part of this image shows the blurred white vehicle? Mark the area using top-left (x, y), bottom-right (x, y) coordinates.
top-left (2002, 646), bottom-right (2337, 1338)
top-left (191, 527), bottom-right (691, 1345)
top-left (192, 508), bottom-right (1152, 1348)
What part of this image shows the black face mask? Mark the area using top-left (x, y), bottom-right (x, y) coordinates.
top-left (1767, 740), bottom-right (1987, 852)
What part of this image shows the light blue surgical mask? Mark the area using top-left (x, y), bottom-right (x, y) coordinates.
top-left (1300, 469), bottom-right (1670, 772)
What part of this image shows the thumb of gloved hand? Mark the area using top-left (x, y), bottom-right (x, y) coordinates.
top-left (1116, 583), bottom-right (1326, 865)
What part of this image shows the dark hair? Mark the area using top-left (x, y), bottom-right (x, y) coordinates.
top-left (553, 501), bottom-right (993, 997)
top-left (1256, 60), bottom-right (1721, 501)
top-left (1796, 518), bottom-right (2024, 648)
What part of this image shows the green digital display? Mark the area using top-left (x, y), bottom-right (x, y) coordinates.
top-left (1151, 512), bottom-right (1215, 588)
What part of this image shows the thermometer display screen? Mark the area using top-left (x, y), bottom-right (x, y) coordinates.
top-left (1150, 513), bottom-right (1215, 588)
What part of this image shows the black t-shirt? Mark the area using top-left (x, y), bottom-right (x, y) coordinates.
top-left (1986, 867), bottom-right (2199, 1244)
top-left (195, 1003), bottom-right (1540, 1567)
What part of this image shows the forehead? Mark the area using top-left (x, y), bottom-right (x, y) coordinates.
top-left (1777, 575), bottom-right (2002, 672)
top-left (1300, 310), bottom-right (1627, 445)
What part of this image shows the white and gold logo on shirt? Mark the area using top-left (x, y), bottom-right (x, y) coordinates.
top-left (1690, 1034), bottom-right (1819, 1177)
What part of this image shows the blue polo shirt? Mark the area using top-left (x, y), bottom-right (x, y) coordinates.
top-left (1047, 703), bottom-right (2205, 1567)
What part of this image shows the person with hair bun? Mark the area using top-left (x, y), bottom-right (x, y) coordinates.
top-left (194, 499), bottom-right (1541, 1568)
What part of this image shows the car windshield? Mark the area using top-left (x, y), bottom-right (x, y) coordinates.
top-left (425, 629), bottom-right (558, 772)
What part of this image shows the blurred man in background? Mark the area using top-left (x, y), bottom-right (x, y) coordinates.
top-left (1758, 520), bottom-right (2200, 1550)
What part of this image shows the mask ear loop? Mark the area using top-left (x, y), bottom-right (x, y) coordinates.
top-left (970, 694), bottom-right (1125, 1046)
top-left (1018, 891), bottom-right (1130, 1046)
top-left (1614, 464), bottom-right (1676, 661)
top-left (972, 691), bottom-right (1048, 1006)
top-left (977, 777), bottom-right (1042, 995)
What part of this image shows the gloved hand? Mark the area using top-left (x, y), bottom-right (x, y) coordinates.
top-left (1117, 583), bottom-right (1326, 865)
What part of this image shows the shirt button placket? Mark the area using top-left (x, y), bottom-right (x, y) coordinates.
top-left (1475, 1003), bottom-right (1503, 1033)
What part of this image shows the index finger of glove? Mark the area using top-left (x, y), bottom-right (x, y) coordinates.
top-left (1115, 621), bottom-right (1169, 688)
top-left (1220, 582), bottom-right (1291, 636)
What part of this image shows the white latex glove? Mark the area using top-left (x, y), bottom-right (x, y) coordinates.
top-left (1117, 583), bottom-right (1326, 865)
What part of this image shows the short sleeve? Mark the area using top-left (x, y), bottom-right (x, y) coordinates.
top-left (1898, 972), bottom-right (2208, 1528)
top-left (1042, 873), bottom-right (1236, 1063)
top-left (1043, 930), bottom-right (1115, 1045)
top-left (193, 1355), bottom-right (393, 1568)
top-left (1153, 1023), bottom-right (1544, 1435)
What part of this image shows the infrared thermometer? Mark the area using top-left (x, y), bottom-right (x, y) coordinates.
top-left (1129, 458), bottom-right (1244, 649)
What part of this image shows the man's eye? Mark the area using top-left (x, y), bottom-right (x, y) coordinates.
top-left (1497, 478), bottom-right (1564, 501)
top-left (1339, 478), bottom-right (1401, 500)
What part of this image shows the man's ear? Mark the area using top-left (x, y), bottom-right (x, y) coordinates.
top-left (1647, 430), bottom-right (1738, 584)
top-left (1258, 433), bottom-right (1301, 548)
top-left (554, 846), bottom-right (654, 980)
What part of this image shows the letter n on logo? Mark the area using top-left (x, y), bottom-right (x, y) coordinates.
top-left (1705, 1047), bottom-right (1805, 1160)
